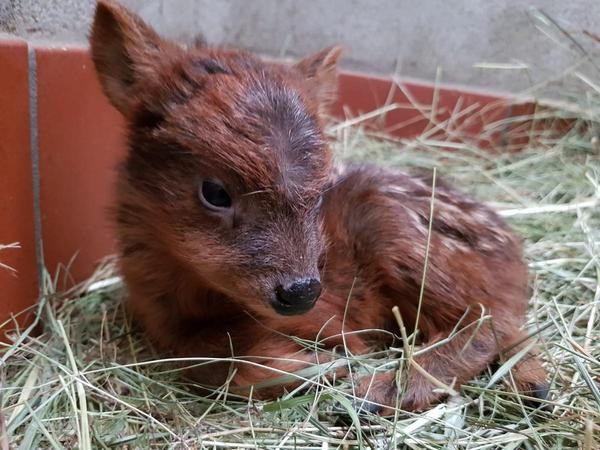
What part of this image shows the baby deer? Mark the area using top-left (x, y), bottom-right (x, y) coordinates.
top-left (90, 0), bottom-right (548, 413)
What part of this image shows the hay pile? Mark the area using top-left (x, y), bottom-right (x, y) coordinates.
top-left (2, 107), bottom-right (599, 448)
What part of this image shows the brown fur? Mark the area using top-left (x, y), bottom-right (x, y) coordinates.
top-left (90, 0), bottom-right (548, 413)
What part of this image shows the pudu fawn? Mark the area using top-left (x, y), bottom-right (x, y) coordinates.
top-left (90, 0), bottom-right (548, 413)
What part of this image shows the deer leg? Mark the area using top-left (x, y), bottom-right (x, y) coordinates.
top-left (230, 336), bottom-right (360, 399)
top-left (356, 319), bottom-right (549, 414)
top-left (356, 318), bottom-right (499, 413)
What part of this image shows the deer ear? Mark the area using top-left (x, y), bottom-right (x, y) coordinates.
top-left (294, 46), bottom-right (343, 111)
top-left (90, 0), bottom-right (176, 115)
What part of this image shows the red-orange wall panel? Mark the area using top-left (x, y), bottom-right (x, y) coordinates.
top-left (0, 38), bottom-right (38, 335)
top-left (36, 46), bottom-right (126, 285)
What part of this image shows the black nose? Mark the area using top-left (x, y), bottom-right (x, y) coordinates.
top-left (272, 278), bottom-right (322, 315)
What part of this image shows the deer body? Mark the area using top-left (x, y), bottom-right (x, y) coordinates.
top-left (91, 0), bottom-right (548, 413)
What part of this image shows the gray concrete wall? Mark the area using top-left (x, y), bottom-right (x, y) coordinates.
top-left (2, 0), bottom-right (600, 98)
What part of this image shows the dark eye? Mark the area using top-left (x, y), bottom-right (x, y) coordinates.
top-left (200, 181), bottom-right (232, 210)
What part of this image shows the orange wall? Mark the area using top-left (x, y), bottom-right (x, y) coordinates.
top-left (0, 38), bottom-right (38, 336)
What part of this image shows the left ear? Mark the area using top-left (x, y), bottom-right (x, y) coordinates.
top-left (294, 46), bottom-right (343, 111)
top-left (90, 0), bottom-right (180, 116)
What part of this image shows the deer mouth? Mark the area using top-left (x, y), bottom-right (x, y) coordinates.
top-left (270, 296), bottom-right (317, 316)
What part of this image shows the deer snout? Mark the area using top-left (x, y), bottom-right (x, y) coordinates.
top-left (272, 278), bottom-right (322, 316)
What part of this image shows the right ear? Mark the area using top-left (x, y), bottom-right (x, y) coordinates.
top-left (90, 0), bottom-right (176, 115)
top-left (294, 46), bottom-right (343, 111)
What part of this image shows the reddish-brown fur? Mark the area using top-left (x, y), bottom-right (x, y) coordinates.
top-left (90, 0), bottom-right (548, 413)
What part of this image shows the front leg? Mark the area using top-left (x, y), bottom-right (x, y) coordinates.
top-left (134, 295), bottom-right (369, 399)
top-left (142, 321), bottom-right (327, 394)
top-left (230, 337), bottom-right (340, 398)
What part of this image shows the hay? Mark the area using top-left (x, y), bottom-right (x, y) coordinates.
top-left (0, 243), bottom-right (20, 274)
top-left (2, 108), bottom-right (599, 448)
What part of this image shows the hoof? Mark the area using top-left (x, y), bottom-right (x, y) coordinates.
top-left (354, 398), bottom-right (383, 415)
top-left (523, 382), bottom-right (551, 411)
top-left (332, 346), bottom-right (347, 357)
top-left (532, 382), bottom-right (550, 401)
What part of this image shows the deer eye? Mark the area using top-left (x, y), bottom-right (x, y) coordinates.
top-left (200, 181), bottom-right (232, 210)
